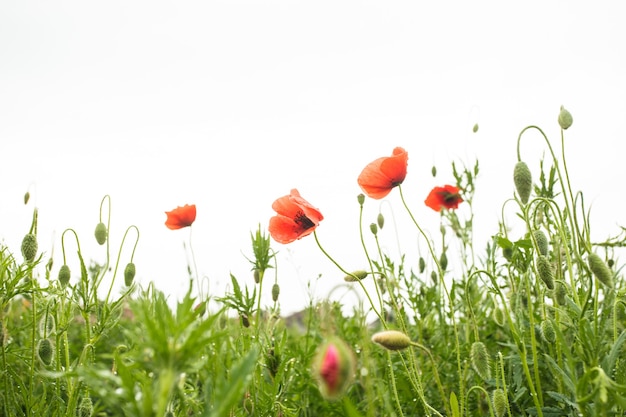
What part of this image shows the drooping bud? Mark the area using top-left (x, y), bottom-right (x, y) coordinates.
top-left (240, 313), bottom-right (250, 328)
top-left (371, 330), bottom-right (411, 351)
top-left (58, 265), bottom-right (71, 287)
top-left (357, 194), bottom-right (365, 206)
top-left (588, 253), bottom-right (613, 288)
top-left (513, 161), bottom-right (532, 205)
top-left (558, 106), bottom-right (573, 130)
top-left (553, 281), bottom-right (567, 305)
top-left (369, 223), bottom-right (378, 235)
top-left (439, 252), bottom-right (448, 271)
top-left (430, 271), bottom-right (438, 284)
top-left (472, 123), bottom-right (479, 133)
top-left (77, 395), bottom-right (94, 417)
top-left (536, 255), bottom-right (555, 290)
top-left (492, 388), bottom-right (508, 417)
top-left (431, 165), bottom-right (437, 177)
top-left (24, 191), bottom-right (30, 205)
top-left (344, 270), bottom-right (368, 282)
top-left (271, 283), bottom-right (280, 302)
top-left (470, 341), bottom-right (491, 381)
top-left (253, 269), bottom-right (261, 284)
top-left (39, 313), bottom-right (56, 338)
top-left (418, 257), bottom-right (426, 273)
top-left (21, 234), bottom-right (38, 263)
top-left (540, 319), bottom-right (556, 344)
top-left (37, 338), bottom-right (53, 366)
top-left (124, 263), bottom-right (136, 286)
top-left (532, 230), bottom-right (549, 256)
top-left (312, 338), bottom-right (355, 400)
top-left (94, 222), bottom-right (107, 245)
top-left (377, 212), bottom-right (385, 230)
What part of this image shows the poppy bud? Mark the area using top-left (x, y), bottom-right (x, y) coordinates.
top-left (369, 223), bottom-right (378, 235)
top-left (588, 253), bottom-right (613, 288)
top-left (253, 269), bottom-right (261, 284)
top-left (419, 257), bottom-right (426, 273)
top-left (194, 301), bottom-right (207, 317)
top-left (78, 396), bottom-right (93, 417)
top-left (37, 338), bottom-right (53, 366)
top-left (470, 341), bottom-right (491, 381)
top-left (24, 191), bottom-right (30, 205)
top-left (536, 255), bottom-right (554, 290)
top-left (271, 283), bottom-right (280, 302)
top-left (473, 123), bottom-right (479, 133)
top-left (39, 314), bottom-right (56, 338)
top-left (492, 388), bottom-right (508, 417)
top-left (430, 271), bottom-right (438, 284)
top-left (431, 165), bottom-right (437, 177)
top-left (371, 330), bottom-right (411, 351)
top-left (513, 161), bottom-right (532, 205)
top-left (124, 263), bottom-right (136, 286)
top-left (344, 270), bottom-right (368, 282)
top-left (58, 265), bottom-right (71, 287)
top-left (377, 212), bottom-right (385, 230)
top-left (21, 233), bottom-right (38, 263)
top-left (553, 281), bottom-right (567, 305)
top-left (558, 106), bottom-right (573, 130)
top-left (439, 252), bottom-right (448, 271)
top-left (357, 194), bottom-right (365, 206)
top-left (94, 222), bottom-right (107, 245)
top-left (313, 338), bottom-right (355, 400)
top-left (533, 230), bottom-right (549, 256)
top-left (240, 313), bottom-right (250, 328)
top-left (540, 319), bottom-right (556, 344)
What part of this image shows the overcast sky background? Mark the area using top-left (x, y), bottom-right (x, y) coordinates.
top-left (1, 1), bottom-right (625, 315)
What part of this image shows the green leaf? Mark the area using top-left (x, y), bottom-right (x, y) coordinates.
top-left (450, 391), bottom-right (460, 417)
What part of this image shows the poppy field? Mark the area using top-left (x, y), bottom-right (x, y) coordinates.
top-left (3, 107), bottom-right (626, 417)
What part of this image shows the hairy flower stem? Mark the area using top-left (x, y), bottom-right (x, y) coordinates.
top-left (104, 225), bottom-right (139, 306)
top-left (357, 202), bottom-right (385, 320)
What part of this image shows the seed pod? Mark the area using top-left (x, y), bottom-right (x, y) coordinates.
top-left (271, 283), bottom-right (280, 302)
top-left (558, 105), bottom-right (573, 130)
top-left (357, 194), bottom-right (365, 206)
top-left (470, 341), bottom-right (491, 381)
top-left (492, 388), bottom-right (508, 417)
top-left (124, 263), bottom-right (136, 286)
top-left (588, 253), bottom-right (613, 288)
top-left (78, 395), bottom-right (93, 417)
top-left (377, 212), bottom-right (385, 230)
top-left (344, 270), bottom-right (368, 282)
top-left (536, 255), bottom-right (554, 290)
top-left (533, 230), bottom-right (549, 256)
top-left (369, 223), bottom-right (378, 235)
top-left (313, 337), bottom-right (355, 400)
top-left (541, 319), bottom-right (556, 344)
top-left (94, 222), bottom-right (107, 245)
top-left (513, 161), bottom-right (532, 205)
top-left (58, 265), bottom-right (71, 287)
top-left (37, 338), bottom-right (53, 366)
top-left (21, 233), bottom-right (38, 263)
top-left (371, 330), bottom-right (411, 351)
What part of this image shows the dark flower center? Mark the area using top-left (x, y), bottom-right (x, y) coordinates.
top-left (294, 211), bottom-right (315, 230)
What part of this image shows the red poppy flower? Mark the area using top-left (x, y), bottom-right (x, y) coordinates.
top-left (357, 147), bottom-right (408, 199)
top-left (268, 189), bottom-right (323, 244)
top-left (165, 204), bottom-right (196, 229)
top-left (424, 185), bottom-right (463, 211)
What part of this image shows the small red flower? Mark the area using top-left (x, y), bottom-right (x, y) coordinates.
top-left (357, 147), bottom-right (408, 199)
top-left (313, 338), bottom-right (355, 400)
top-left (268, 189), bottom-right (323, 244)
top-left (164, 204), bottom-right (196, 229)
top-left (424, 185), bottom-right (463, 211)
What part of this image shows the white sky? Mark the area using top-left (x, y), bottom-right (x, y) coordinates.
top-left (1, 1), bottom-right (625, 315)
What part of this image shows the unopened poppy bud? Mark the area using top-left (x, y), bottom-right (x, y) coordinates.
top-left (540, 319), bottom-right (556, 344)
top-left (431, 165), bottom-right (437, 177)
top-left (588, 253), bottom-right (613, 288)
top-left (439, 252), bottom-right (448, 271)
top-left (58, 265), bottom-right (71, 287)
top-left (344, 270), bottom-right (368, 282)
top-left (37, 338), bottom-right (53, 366)
top-left (470, 341), bottom-right (491, 381)
top-left (377, 212), bottom-right (385, 229)
top-left (553, 281), bottom-right (567, 305)
top-left (492, 388), bottom-right (508, 417)
top-left (472, 123), bottom-right (479, 133)
top-left (533, 230), bottom-right (549, 256)
top-left (536, 255), bottom-right (554, 290)
top-left (253, 269), bottom-right (260, 284)
top-left (21, 233), bottom-right (38, 263)
top-left (369, 223), bottom-right (378, 235)
top-left (419, 257), bottom-right (426, 273)
top-left (430, 270), bottom-right (438, 284)
top-left (24, 191), bottom-right (30, 205)
top-left (240, 313), bottom-right (250, 328)
top-left (78, 396), bottom-right (93, 417)
top-left (194, 301), bottom-right (207, 317)
top-left (558, 105), bottom-right (573, 130)
top-left (313, 338), bottom-right (355, 400)
top-left (271, 283), bottom-right (280, 302)
top-left (357, 193), bottom-right (365, 206)
top-left (371, 330), bottom-right (411, 351)
top-left (94, 222), bottom-right (107, 245)
top-left (124, 263), bottom-right (136, 286)
top-left (513, 161), bottom-right (532, 204)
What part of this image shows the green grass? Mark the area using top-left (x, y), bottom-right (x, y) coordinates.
top-left (2, 107), bottom-right (626, 416)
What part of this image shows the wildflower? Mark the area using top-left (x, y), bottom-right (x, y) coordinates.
top-left (313, 338), bottom-right (355, 400)
top-left (268, 189), bottom-right (323, 244)
top-left (424, 185), bottom-right (463, 211)
top-left (164, 204), bottom-right (196, 230)
top-left (371, 330), bottom-right (411, 351)
top-left (357, 147), bottom-right (408, 199)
